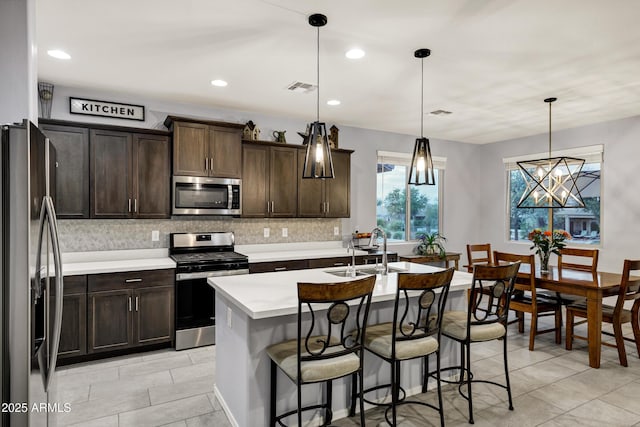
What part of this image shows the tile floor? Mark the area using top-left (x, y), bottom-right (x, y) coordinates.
top-left (57, 317), bottom-right (640, 426)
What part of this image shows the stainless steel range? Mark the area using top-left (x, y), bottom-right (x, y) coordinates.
top-left (169, 232), bottom-right (249, 350)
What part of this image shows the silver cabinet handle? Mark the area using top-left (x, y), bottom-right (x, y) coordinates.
top-left (128, 296), bottom-right (132, 312)
top-left (326, 202), bottom-right (329, 213)
top-left (205, 158), bottom-right (208, 171)
top-left (134, 198), bottom-right (137, 213)
top-left (271, 201), bottom-right (274, 213)
top-left (128, 198), bottom-right (132, 212)
top-left (266, 201), bottom-right (270, 213)
top-left (274, 267), bottom-right (287, 271)
top-left (135, 296), bottom-right (139, 312)
top-left (210, 158), bottom-right (214, 171)
top-left (334, 262), bottom-right (345, 266)
top-left (125, 278), bottom-right (142, 283)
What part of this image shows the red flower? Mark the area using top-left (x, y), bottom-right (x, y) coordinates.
top-left (543, 231), bottom-right (552, 237)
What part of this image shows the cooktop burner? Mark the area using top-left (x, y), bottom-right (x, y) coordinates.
top-left (170, 251), bottom-right (247, 264)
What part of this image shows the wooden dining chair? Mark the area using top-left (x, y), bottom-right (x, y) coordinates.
top-left (566, 259), bottom-right (640, 367)
top-left (465, 243), bottom-right (493, 273)
top-left (494, 251), bottom-right (562, 351)
top-left (539, 247), bottom-right (600, 306)
top-left (558, 247), bottom-right (599, 273)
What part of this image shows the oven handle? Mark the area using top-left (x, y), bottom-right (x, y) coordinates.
top-left (176, 269), bottom-right (250, 281)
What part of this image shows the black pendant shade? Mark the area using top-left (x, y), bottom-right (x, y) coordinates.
top-left (408, 48), bottom-right (436, 186)
top-left (516, 98), bottom-right (585, 208)
top-left (302, 13), bottom-right (335, 179)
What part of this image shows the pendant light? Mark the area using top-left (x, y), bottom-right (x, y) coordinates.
top-left (408, 48), bottom-right (435, 186)
top-left (516, 98), bottom-right (585, 208)
top-left (302, 13), bottom-right (334, 179)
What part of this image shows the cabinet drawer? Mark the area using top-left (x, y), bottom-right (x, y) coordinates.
top-left (89, 269), bottom-right (175, 292)
top-left (52, 275), bottom-right (87, 296)
top-left (249, 260), bottom-right (308, 273)
top-left (307, 257), bottom-right (352, 269)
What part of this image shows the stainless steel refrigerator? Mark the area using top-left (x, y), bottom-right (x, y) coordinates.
top-left (1, 120), bottom-right (64, 426)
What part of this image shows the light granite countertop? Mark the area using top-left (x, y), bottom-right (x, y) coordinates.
top-left (62, 249), bottom-right (175, 276)
top-left (209, 261), bottom-right (473, 320)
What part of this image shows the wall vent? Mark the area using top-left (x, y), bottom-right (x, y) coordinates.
top-left (286, 81), bottom-right (317, 93)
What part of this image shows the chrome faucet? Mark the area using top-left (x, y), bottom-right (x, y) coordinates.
top-left (371, 227), bottom-right (388, 275)
top-left (347, 237), bottom-right (356, 270)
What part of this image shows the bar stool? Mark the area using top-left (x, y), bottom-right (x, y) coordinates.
top-left (354, 268), bottom-right (454, 426)
top-left (266, 275), bottom-right (375, 426)
top-left (440, 262), bottom-right (520, 424)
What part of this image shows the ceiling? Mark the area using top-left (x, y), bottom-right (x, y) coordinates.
top-left (36, 0), bottom-right (640, 144)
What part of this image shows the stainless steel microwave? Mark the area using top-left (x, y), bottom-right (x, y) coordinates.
top-left (172, 176), bottom-right (241, 215)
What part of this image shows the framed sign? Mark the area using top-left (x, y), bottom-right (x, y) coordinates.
top-left (69, 97), bottom-right (145, 121)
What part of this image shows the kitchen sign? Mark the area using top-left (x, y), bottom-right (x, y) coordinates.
top-left (69, 97), bottom-right (145, 121)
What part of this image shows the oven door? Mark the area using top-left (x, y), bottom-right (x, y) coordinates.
top-left (172, 176), bottom-right (241, 215)
top-left (175, 276), bottom-right (216, 350)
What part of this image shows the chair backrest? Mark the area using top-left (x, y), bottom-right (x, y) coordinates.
top-left (558, 247), bottom-right (599, 273)
top-left (296, 275), bottom-right (376, 365)
top-left (467, 262), bottom-right (520, 326)
top-left (466, 243), bottom-right (493, 273)
top-left (493, 251), bottom-right (536, 297)
top-left (614, 259), bottom-right (640, 316)
top-left (391, 268), bottom-right (454, 350)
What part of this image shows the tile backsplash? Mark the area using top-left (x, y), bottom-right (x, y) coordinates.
top-left (58, 218), bottom-right (342, 252)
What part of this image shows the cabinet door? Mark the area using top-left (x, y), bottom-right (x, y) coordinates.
top-left (209, 126), bottom-right (242, 178)
top-left (173, 122), bottom-right (208, 176)
top-left (40, 124), bottom-right (90, 218)
top-left (134, 286), bottom-right (174, 346)
top-left (133, 133), bottom-right (170, 218)
top-left (90, 129), bottom-right (132, 218)
top-left (241, 144), bottom-right (269, 217)
top-left (51, 275), bottom-right (87, 359)
top-left (87, 289), bottom-right (133, 353)
top-left (297, 148), bottom-right (325, 217)
top-left (325, 150), bottom-right (351, 218)
top-left (269, 146), bottom-right (297, 217)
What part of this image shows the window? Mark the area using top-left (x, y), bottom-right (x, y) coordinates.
top-left (505, 145), bottom-right (602, 245)
top-left (376, 151), bottom-right (445, 241)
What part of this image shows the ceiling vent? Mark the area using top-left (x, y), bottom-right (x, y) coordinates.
top-left (286, 81), bottom-right (317, 93)
top-left (429, 109), bottom-right (452, 116)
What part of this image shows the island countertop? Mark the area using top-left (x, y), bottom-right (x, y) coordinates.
top-left (209, 261), bottom-right (473, 320)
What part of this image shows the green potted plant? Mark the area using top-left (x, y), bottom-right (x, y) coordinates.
top-left (415, 232), bottom-right (447, 257)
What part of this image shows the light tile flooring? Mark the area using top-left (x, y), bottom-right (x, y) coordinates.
top-left (57, 317), bottom-right (640, 427)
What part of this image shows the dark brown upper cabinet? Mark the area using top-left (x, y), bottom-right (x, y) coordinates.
top-left (165, 116), bottom-right (243, 178)
top-left (297, 148), bottom-right (351, 218)
top-left (242, 142), bottom-right (298, 217)
top-left (90, 130), bottom-right (170, 219)
top-left (40, 123), bottom-right (90, 218)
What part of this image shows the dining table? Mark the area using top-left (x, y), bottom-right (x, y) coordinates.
top-left (530, 265), bottom-right (623, 368)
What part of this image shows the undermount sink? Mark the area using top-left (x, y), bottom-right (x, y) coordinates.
top-left (324, 265), bottom-right (407, 277)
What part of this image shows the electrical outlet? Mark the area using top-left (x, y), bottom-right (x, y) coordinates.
top-left (334, 226), bottom-right (340, 236)
top-left (226, 307), bottom-right (232, 328)
top-left (151, 230), bottom-right (159, 241)
top-left (282, 228), bottom-right (288, 237)
top-left (263, 228), bottom-right (270, 238)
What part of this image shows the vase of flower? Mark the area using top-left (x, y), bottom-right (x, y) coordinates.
top-left (415, 232), bottom-right (447, 258)
top-left (528, 229), bottom-right (571, 273)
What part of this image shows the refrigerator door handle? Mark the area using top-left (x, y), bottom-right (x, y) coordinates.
top-left (32, 198), bottom-right (48, 301)
top-left (43, 196), bottom-right (64, 392)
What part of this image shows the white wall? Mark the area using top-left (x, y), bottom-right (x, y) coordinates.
top-left (478, 114), bottom-right (640, 272)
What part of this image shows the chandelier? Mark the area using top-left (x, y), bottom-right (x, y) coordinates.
top-left (516, 98), bottom-right (585, 208)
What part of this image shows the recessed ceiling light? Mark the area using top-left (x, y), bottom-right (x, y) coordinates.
top-left (327, 99), bottom-right (341, 106)
top-left (345, 48), bottom-right (365, 59)
top-left (47, 49), bottom-right (71, 60)
top-left (211, 79), bottom-right (228, 87)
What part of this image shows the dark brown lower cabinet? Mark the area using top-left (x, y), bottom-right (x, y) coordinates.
top-left (54, 275), bottom-right (88, 359)
top-left (87, 269), bottom-right (174, 354)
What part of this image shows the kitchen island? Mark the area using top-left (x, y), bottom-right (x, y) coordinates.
top-left (209, 262), bottom-right (473, 427)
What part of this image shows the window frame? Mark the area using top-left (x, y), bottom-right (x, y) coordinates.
top-left (376, 150), bottom-right (446, 242)
top-left (503, 145), bottom-right (603, 246)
